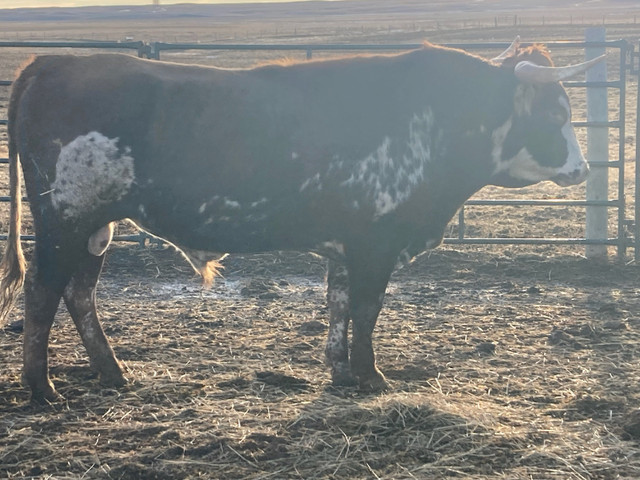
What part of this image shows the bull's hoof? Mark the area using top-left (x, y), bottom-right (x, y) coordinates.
top-left (99, 370), bottom-right (127, 388)
top-left (30, 388), bottom-right (64, 405)
top-left (23, 373), bottom-right (64, 405)
top-left (329, 360), bottom-right (359, 387)
top-left (357, 372), bottom-right (389, 393)
top-left (95, 359), bottom-right (127, 388)
top-left (331, 369), bottom-right (359, 387)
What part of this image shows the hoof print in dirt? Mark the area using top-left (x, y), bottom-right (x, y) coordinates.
top-left (597, 303), bottom-right (625, 318)
top-left (256, 371), bottom-right (310, 391)
top-left (108, 462), bottom-right (174, 480)
top-left (602, 320), bottom-right (628, 331)
top-left (241, 432), bottom-right (290, 461)
top-left (240, 278), bottom-right (284, 300)
top-left (474, 341), bottom-right (496, 355)
top-left (550, 395), bottom-right (625, 422)
top-left (217, 376), bottom-right (252, 389)
top-left (547, 327), bottom-right (587, 350)
top-left (297, 319), bottom-right (327, 336)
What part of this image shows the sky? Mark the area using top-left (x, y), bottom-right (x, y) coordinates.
top-left (2, 0), bottom-right (321, 7)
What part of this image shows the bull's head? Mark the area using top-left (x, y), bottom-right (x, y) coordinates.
top-left (489, 37), bottom-right (605, 188)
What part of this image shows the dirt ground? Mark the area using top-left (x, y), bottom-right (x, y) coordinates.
top-left (2, 1), bottom-right (640, 478)
top-left (3, 246), bottom-right (640, 479)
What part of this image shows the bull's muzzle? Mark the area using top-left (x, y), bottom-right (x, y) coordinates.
top-left (552, 162), bottom-right (590, 186)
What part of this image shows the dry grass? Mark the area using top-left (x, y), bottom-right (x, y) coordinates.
top-left (2, 2), bottom-right (640, 478)
top-left (3, 247), bottom-right (640, 479)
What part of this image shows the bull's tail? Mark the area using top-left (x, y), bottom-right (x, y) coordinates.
top-left (0, 69), bottom-right (27, 327)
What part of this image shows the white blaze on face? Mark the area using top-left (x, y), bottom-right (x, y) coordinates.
top-left (51, 132), bottom-right (135, 219)
top-left (554, 96), bottom-right (589, 186)
top-left (489, 116), bottom-right (547, 183)
top-left (491, 117), bottom-right (559, 183)
top-left (491, 96), bottom-right (588, 186)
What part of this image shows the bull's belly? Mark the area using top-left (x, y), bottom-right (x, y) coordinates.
top-left (130, 203), bottom-right (323, 255)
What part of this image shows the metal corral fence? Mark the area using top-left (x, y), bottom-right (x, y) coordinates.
top-left (0, 35), bottom-right (637, 260)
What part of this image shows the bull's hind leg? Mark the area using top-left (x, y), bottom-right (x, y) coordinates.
top-left (325, 260), bottom-right (357, 386)
top-left (63, 253), bottom-right (125, 388)
top-left (23, 263), bottom-right (66, 403)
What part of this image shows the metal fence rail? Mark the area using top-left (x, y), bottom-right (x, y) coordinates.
top-left (0, 38), bottom-right (635, 259)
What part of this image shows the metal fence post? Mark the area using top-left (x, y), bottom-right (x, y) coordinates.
top-left (636, 43), bottom-right (640, 263)
top-left (585, 27), bottom-right (609, 259)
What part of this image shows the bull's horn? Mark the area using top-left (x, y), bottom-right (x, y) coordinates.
top-left (491, 36), bottom-right (520, 64)
top-left (514, 53), bottom-right (607, 83)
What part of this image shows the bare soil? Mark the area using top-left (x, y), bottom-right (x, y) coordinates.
top-left (3, 246), bottom-right (640, 479)
top-left (1, 2), bottom-right (640, 478)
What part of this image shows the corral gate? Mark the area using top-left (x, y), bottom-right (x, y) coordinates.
top-left (0, 36), bottom-right (636, 260)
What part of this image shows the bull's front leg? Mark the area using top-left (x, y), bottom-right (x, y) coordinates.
top-left (325, 260), bottom-right (357, 386)
top-left (346, 251), bottom-right (396, 392)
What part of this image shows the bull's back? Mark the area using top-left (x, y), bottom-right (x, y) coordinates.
top-left (12, 52), bottom-right (451, 247)
top-left (15, 55), bottom-right (162, 153)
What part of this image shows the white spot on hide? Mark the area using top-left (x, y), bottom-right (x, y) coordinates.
top-left (300, 173), bottom-right (321, 193)
top-left (328, 288), bottom-right (349, 308)
top-left (325, 320), bottom-right (347, 359)
top-left (340, 110), bottom-right (435, 217)
top-left (321, 241), bottom-right (345, 256)
top-left (490, 117), bottom-right (552, 182)
top-left (492, 119), bottom-right (557, 182)
top-left (504, 149), bottom-right (554, 182)
top-left (81, 312), bottom-right (97, 342)
top-left (490, 116), bottom-right (513, 171)
top-left (51, 132), bottom-right (135, 219)
top-left (250, 198), bottom-right (268, 208)
top-left (223, 198), bottom-right (241, 209)
top-left (326, 278), bottom-right (349, 360)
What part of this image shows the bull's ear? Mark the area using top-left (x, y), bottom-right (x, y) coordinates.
top-left (491, 36), bottom-right (520, 65)
top-left (514, 54), bottom-right (607, 84)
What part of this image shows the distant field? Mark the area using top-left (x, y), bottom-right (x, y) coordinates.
top-left (1, 0), bottom-right (640, 44)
